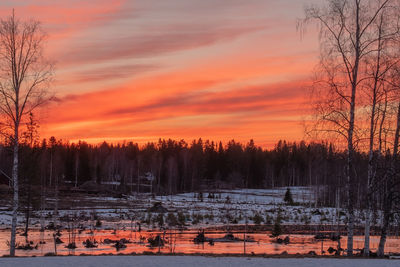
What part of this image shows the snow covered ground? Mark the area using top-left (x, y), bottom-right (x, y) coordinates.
top-left (0, 256), bottom-right (399, 267)
top-left (0, 187), bottom-right (390, 230)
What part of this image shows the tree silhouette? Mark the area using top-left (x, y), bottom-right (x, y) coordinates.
top-left (0, 11), bottom-right (53, 256)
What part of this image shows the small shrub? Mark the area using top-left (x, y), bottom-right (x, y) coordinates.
top-left (252, 213), bottom-right (264, 225)
top-left (204, 213), bottom-right (214, 221)
top-left (145, 212), bottom-right (152, 225)
top-left (265, 214), bottom-right (272, 225)
top-left (224, 212), bottom-right (233, 223)
top-left (166, 213), bottom-right (179, 226)
top-left (155, 213), bottom-right (164, 227)
top-left (177, 212), bottom-right (186, 225)
top-left (230, 217), bottom-right (238, 224)
top-left (192, 213), bottom-right (203, 225)
top-left (271, 213), bottom-right (282, 237)
top-left (301, 214), bottom-right (311, 225)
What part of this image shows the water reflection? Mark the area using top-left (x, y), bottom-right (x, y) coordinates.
top-left (0, 228), bottom-right (399, 257)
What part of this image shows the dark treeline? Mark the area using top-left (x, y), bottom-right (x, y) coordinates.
top-left (0, 137), bottom-right (373, 207)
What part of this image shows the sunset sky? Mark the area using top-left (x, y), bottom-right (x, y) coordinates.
top-left (1, 0), bottom-right (320, 148)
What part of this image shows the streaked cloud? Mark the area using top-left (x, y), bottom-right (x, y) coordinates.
top-left (0, 0), bottom-right (320, 147)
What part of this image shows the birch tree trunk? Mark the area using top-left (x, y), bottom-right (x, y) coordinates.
top-left (10, 126), bottom-right (19, 256)
top-left (378, 101), bottom-right (400, 257)
top-left (346, 84), bottom-right (356, 256)
top-left (378, 196), bottom-right (391, 257)
top-left (364, 16), bottom-right (385, 256)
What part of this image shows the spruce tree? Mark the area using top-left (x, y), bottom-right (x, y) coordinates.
top-left (284, 188), bottom-right (294, 205)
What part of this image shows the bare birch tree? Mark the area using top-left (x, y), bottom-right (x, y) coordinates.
top-left (377, 65), bottom-right (400, 257)
top-left (361, 5), bottom-right (400, 255)
top-left (0, 11), bottom-right (53, 256)
top-left (300, 0), bottom-right (398, 256)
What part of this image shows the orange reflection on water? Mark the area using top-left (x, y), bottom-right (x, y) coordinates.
top-left (0, 229), bottom-right (399, 257)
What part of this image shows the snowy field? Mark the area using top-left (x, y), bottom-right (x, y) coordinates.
top-left (0, 186), bottom-right (394, 231)
top-left (0, 187), bottom-right (354, 229)
top-left (0, 256), bottom-right (399, 267)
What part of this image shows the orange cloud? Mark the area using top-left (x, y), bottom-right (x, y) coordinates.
top-left (1, 0), bottom-right (320, 148)
top-left (40, 76), bottom-right (310, 148)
